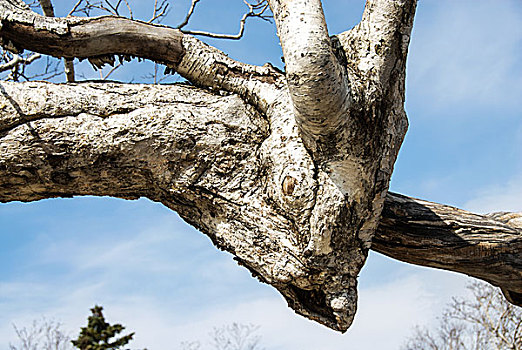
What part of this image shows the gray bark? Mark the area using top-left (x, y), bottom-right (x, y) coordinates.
top-left (0, 0), bottom-right (519, 333)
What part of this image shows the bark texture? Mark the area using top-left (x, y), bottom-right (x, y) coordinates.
top-left (374, 193), bottom-right (522, 306)
top-left (0, 0), bottom-right (519, 333)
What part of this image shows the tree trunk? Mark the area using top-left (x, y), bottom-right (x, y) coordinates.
top-left (0, 0), bottom-right (519, 332)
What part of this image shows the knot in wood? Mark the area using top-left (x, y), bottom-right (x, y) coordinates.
top-left (282, 175), bottom-right (298, 196)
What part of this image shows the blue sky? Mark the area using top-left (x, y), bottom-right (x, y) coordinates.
top-left (1, 0), bottom-right (521, 349)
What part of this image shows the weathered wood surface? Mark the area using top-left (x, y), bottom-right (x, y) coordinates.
top-left (374, 193), bottom-right (522, 305)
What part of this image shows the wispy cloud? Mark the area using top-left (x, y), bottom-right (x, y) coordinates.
top-left (464, 173), bottom-right (522, 213)
top-left (1, 222), bottom-right (470, 350)
top-left (408, 0), bottom-right (522, 113)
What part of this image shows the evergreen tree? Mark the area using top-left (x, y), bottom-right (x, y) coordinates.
top-left (71, 305), bottom-right (135, 350)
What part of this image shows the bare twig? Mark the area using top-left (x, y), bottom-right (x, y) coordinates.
top-left (123, 0), bottom-right (133, 19)
top-left (0, 53), bottom-right (40, 72)
top-left (68, 0), bottom-right (84, 16)
top-left (176, 0), bottom-right (201, 29)
top-left (403, 282), bottom-right (522, 350)
top-left (9, 318), bottom-right (72, 350)
top-left (149, 0), bottom-right (169, 23)
top-left (180, 0), bottom-right (271, 40)
top-left (142, 62), bottom-right (179, 84)
top-left (102, 62), bottom-right (123, 80)
top-left (103, 0), bottom-right (122, 16)
top-left (19, 55), bottom-right (63, 81)
top-left (0, 48), bottom-right (61, 82)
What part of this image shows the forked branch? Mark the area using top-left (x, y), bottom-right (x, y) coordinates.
top-left (0, 82), bottom-right (519, 308)
top-left (337, 0), bottom-right (418, 86)
top-left (0, 52), bottom-right (40, 72)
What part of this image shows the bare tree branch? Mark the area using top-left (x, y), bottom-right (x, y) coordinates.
top-left (0, 1), bottom-right (282, 110)
top-left (337, 0), bottom-right (418, 87)
top-left (0, 8), bottom-right (184, 65)
top-left (403, 282), bottom-right (522, 350)
top-left (181, 0), bottom-right (271, 40)
top-left (0, 52), bottom-right (40, 72)
top-left (267, 0), bottom-right (351, 139)
top-left (63, 58), bottom-right (75, 81)
top-left (176, 0), bottom-right (200, 29)
top-left (37, 0), bottom-right (54, 16)
top-left (374, 193), bottom-right (522, 307)
top-left (149, 0), bottom-right (169, 23)
top-left (0, 81), bottom-right (519, 333)
top-left (9, 318), bottom-right (72, 350)
top-left (68, 0), bottom-right (84, 16)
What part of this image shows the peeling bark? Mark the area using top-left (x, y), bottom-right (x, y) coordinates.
top-left (0, 0), bottom-right (519, 333)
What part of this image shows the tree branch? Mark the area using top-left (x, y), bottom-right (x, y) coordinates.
top-left (0, 81), bottom-right (519, 331)
top-left (337, 0), bottom-right (418, 86)
top-left (268, 0), bottom-right (351, 138)
top-left (37, 0), bottom-right (54, 16)
top-left (374, 192), bottom-right (522, 307)
top-left (176, 0), bottom-right (200, 29)
top-left (181, 0), bottom-right (271, 40)
top-left (0, 0), bottom-right (283, 111)
top-left (0, 13), bottom-right (184, 67)
top-left (0, 80), bottom-right (355, 332)
top-left (0, 81), bottom-right (268, 202)
top-left (0, 52), bottom-right (40, 72)
top-left (1, 0), bottom-right (518, 333)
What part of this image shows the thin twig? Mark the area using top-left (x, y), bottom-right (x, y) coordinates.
top-left (68, 0), bottom-right (84, 16)
top-left (102, 62), bottom-right (123, 80)
top-left (176, 0), bottom-right (201, 29)
top-left (104, 0), bottom-right (121, 15)
top-left (181, 0), bottom-right (271, 40)
top-left (0, 53), bottom-right (40, 72)
top-left (123, 0), bottom-right (133, 19)
top-left (149, 0), bottom-right (169, 23)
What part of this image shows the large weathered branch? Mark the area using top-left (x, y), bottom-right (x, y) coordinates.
top-left (374, 193), bottom-right (522, 307)
top-left (1, 81), bottom-right (519, 333)
top-left (268, 0), bottom-right (351, 138)
top-left (0, 81), bottom-right (267, 201)
top-left (0, 0), bottom-right (283, 111)
top-left (0, 81), bottom-right (359, 332)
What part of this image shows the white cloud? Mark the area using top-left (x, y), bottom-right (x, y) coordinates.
top-left (0, 241), bottom-right (470, 350)
top-left (76, 270), bottom-right (468, 350)
top-left (464, 174), bottom-right (522, 213)
top-left (407, 0), bottom-right (522, 111)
